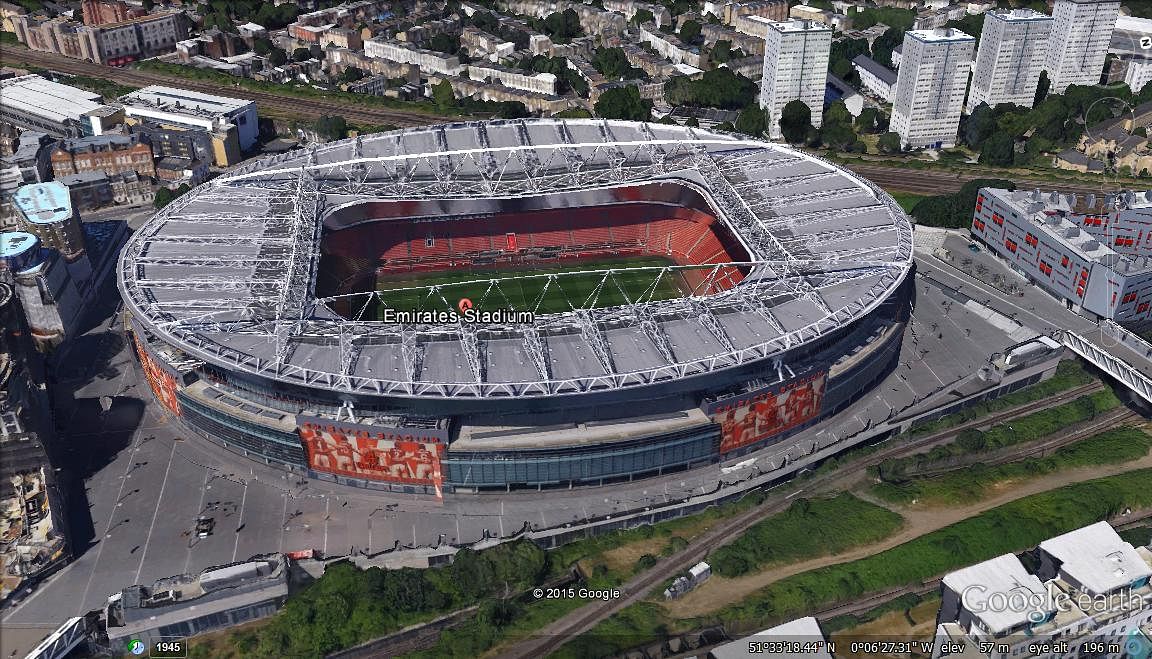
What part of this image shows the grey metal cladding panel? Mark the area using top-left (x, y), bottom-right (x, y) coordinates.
top-left (403, 131), bottom-right (440, 156)
top-left (768, 178), bottom-right (859, 199)
top-left (792, 208), bottom-right (891, 233)
top-left (420, 340), bottom-right (473, 383)
top-left (143, 242), bottom-right (263, 258)
top-left (148, 288), bottom-right (252, 303)
top-left (351, 342), bottom-right (405, 379)
top-left (527, 123), bottom-right (560, 146)
top-left (182, 199), bottom-right (271, 215)
top-left (159, 221), bottom-right (266, 238)
top-left (484, 338), bottom-right (540, 383)
top-left (604, 328), bottom-right (665, 372)
top-left (314, 144), bottom-right (356, 166)
top-left (660, 318), bottom-right (723, 361)
top-left (772, 297), bottom-right (823, 332)
top-left (749, 160), bottom-right (828, 180)
top-left (140, 264), bottom-right (255, 280)
top-left (566, 124), bottom-right (609, 143)
top-left (445, 127), bottom-right (481, 152)
top-left (286, 340), bottom-right (342, 373)
top-left (546, 333), bottom-right (607, 378)
top-left (817, 276), bottom-right (883, 311)
top-left (776, 193), bottom-right (875, 216)
top-left (201, 332), bottom-right (275, 356)
top-left (715, 310), bottom-right (777, 349)
top-left (809, 230), bottom-right (896, 253)
top-left (485, 126), bottom-right (521, 149)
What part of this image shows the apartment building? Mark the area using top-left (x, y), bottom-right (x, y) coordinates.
top-left (758, 19), bottom-right (831, 139)
top-left (1045, 0), bottom-right (1120, 93)
top-left (890, 28), bottom-right (974, 148)
top-left (967, 8), bottom-right (1052, 112)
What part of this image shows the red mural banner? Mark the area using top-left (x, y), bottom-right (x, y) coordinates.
top-left (133, 336), bottom-right (182, 416)
top-left (706, 371), bottom-right (826, 454)
top-left (298, 421), bottom-right (445, 497)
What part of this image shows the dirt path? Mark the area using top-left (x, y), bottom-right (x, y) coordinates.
top-left (659, 455), bottom-right (1152, 619)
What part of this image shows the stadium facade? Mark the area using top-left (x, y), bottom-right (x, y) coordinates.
top-left (972, 187), bottom-right (1152, 325)
top-left (118, 120), bottom-right (914, 496)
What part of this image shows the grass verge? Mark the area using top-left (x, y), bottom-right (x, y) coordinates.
top-left (871, 427), bottom-right (1152, 506)
top-left (551, 468), bottom-right (1152, 658)
top-left (708, 493), bottom-right (903, 578)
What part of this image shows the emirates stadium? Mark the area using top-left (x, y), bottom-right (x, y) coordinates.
top-left (117, 119), bottom-right (914, 496)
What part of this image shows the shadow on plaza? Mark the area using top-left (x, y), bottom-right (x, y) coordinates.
top-left (55, 395), bottom-right (146, 553)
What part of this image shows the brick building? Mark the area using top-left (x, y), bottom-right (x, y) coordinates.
top-left (81, 0), bottom-right (145, 26)
top-left (50, 135), bottom-right (155, 180)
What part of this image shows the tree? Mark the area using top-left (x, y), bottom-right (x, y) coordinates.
top-left (432, 79), bottom-right (455, 111)
top-left (497, 101), bottom-right (529, 119)
top-left (979, 131), bottom-right (1015, 166)
top-left (963, 102), bottom-right (998, 149)
top-left (710, 39), bottom-right (732, 63)
top-left (854, 107), bottom-right (880, 133)
top-left (685, 115), bottom-right (699, 127)
top-left (1033, 70), bottom-right (1050, 108)
top-left (878, 131), bottom-right (902, 153)
top-left (779, 100), bottom-right (812, 144)
top-left (679, 19), bottom-right (701, 45)
top-left (153, 187), bottom-right (174, 209)
top-left (735, 105), bottom-right (766, 137)
top-left (957, 429), bottom-right (986, 452)
top-left (428, 33), bottom-right (459, 55)
top-left (543, 8), bottom-right (581, 41)
top-left (341, 66), bottom-right (364, 83)
top-left (267, 48), bottom-right (287, 66)
top-left (314, 115), bottom-right (348, 141)
top-left (662, 68), bottom-right (757, 109)
top-left (252, 37), bottom-right (274, 55)
top-left (592, 47), bottom-right (634, 79)
top-left (632, 8), bottom-right (654, 25)
top-left (292, 47), bottom-right (311, 62)
top-left (871, 27), bottom-right (903, 68)
top-left (820, 100), bottom-right (857, 149)
top-left (593, 86), bottom-right (651, 120)
top-left (142, 0), bottom-right (155, 9)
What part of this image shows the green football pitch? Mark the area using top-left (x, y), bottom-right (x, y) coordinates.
top-left (373, 256), bottom-right (689, 316)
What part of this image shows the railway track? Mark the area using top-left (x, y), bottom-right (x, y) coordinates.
top-left (503, 380), bottom-right (1115, 658)
top-left (0, 46), bottom-right (440, 127)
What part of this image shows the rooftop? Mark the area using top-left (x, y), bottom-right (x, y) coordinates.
top-left (711, 616), bottom-right (833, 659)
top-left (943, 553), bottom-right (1055, 635)
top-left (12, 182), bottom-right (73, 225)
top-left (852, 54), bottom-right (897, 85)
top-left (1039, 521), bottom-right (1152, 596)
top-left (0, 232), bottom-right (40, 259)
top-left (984, 187), bottom-right (1152, 273)
top-left (907, 27), bottom-right (976, 42)
top-left (769, 18), bottom-right (833, 33)
top-left (120, 85), bottom-right (254, 117)
top-left (986, 7), bottom-right (1053, 22)
top-left (0, 75), bottom-right (107, 126)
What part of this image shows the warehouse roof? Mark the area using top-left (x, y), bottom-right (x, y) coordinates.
top-left (0, 75), bottom-right (107, 126)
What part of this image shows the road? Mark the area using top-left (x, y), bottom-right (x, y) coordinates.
top-left (498, 379), bottom-right (1127, 658)
top-left (0, 46), bottom-right (440, 128)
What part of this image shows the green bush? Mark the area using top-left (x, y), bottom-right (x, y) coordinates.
top-left (873, 427), bottom-right (1152, 505)
top-left (708, 494), bottom-right (903, 577)
top-left (877, 388), bottom-right (1121, 481)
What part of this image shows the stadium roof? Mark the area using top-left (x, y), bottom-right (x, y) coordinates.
top-left (119, 120), bottom-right (913, 399)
